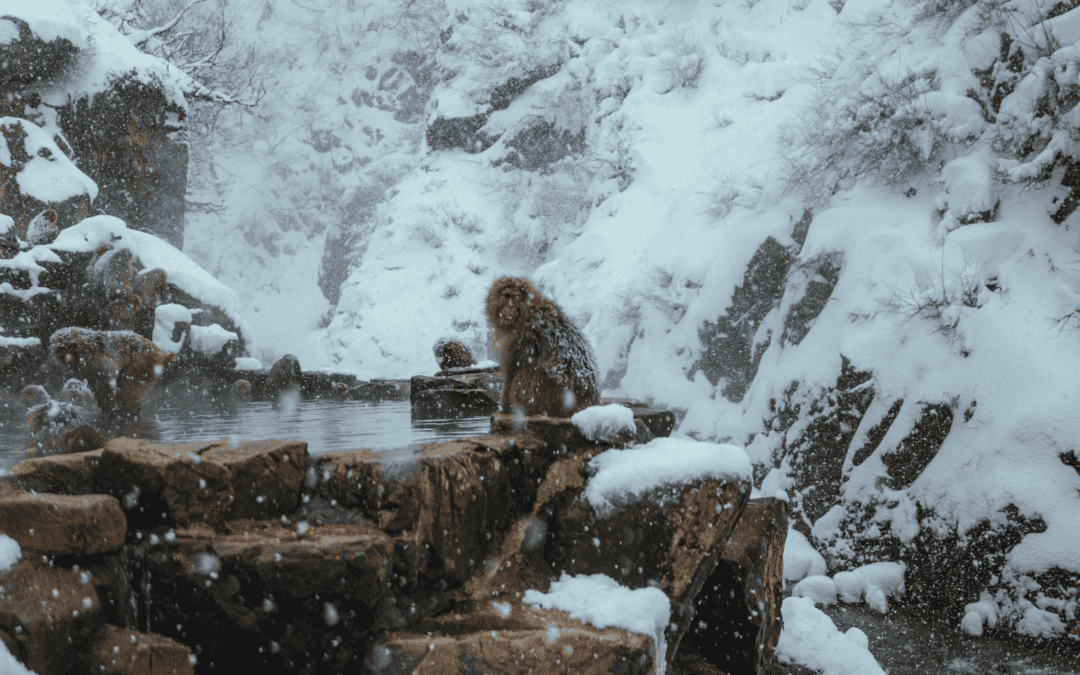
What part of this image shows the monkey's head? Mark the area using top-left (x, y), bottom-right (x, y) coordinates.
top-left (486, 277), bottom-right (541, 332)
top-left (20, 384), bottom-right (50, 409)
top-left (46, 326), bottom-right (93, 371)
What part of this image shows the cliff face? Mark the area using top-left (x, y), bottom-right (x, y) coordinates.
top-left (0, 6), bottom-right (188, 248)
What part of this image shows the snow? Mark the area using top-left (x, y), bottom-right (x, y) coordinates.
top-left (189, 324), bottom-right (238, 356)
top-left (783, 527), bottom-right (828, 582)
top-left (0, 534), bottom-right (21, 571)
top-left (571, 404), bottom-right (636, 443)
top-left (832, 562), bottom-right (906, 614)
top-left (792, 575), bottom-right (838, 607)
top-left (522, 572), bottom-right (670, 674)
top-left (583, 437), bottom-right (751, 516)
top-left (153, 303), bottom-right (192, 354)
top-left (0, 117), bottom-right (98, 204)
top-left (0, 640), bottom-right (36, 675)
top-left (775, 597), bottom-right (886, 675)
top-left (50, 216), bottom-right (251, 341)
top-left (8, 0), bottom-right (1074, 654)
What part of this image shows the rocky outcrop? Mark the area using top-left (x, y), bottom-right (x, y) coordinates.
top-left (3, 408), bottom-right (784, 674)
top-left (0, 11), bottom-right (188, 248)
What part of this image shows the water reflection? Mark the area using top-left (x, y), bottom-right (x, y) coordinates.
top-left (0, 391), bottom-right (491, 475)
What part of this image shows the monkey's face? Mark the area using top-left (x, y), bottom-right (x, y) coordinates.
top-left (492, 288), bottom-right (525, 329)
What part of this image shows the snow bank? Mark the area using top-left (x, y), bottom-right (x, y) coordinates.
top-left (523, 572), bottom-right (670, 673)
top-left (775, 597), bottom-right (886, 675)
top-left (583, 437), bottom-right (751, 516)
top-left (783, 528), bottom-right (828, 582)
top-left (571, 404), bottom-right (636, 443)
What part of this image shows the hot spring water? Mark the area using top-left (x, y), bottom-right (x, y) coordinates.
top-left (0, 390), bottom-right (492, 475)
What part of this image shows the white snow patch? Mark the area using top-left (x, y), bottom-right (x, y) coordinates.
top-left (792, 575), bottom-right (838, 607)
top-left (783, 528), bottom-right (828, 582)
top-left (153, 304), bottom-right (192, 354)
top-left (583, 437), bottom-right (751, 516)
top-left (51, 216), bottom-right (249, 338)
top-left (0, 534), bottom-right (22, 571)
top-left (523, 572), bottom-right (670, 673)
top-left (571, 404), bottom-right (636, 442)
top-left (775, 597), bottom-right (886, 675)
top-left (189, 324), bottom-right (238, 356)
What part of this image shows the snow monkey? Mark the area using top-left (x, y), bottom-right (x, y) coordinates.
top-left (485, 277), bottom-right (600, 417)
top-left (433, 336), bottom-right (477, 370)
top-left (46, 326), bottom-right (177, 420)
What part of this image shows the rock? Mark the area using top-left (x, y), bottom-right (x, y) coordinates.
top-left (90, 437), bottom-right (309, 527)
top-left (410, 388), bottom-right (498, 418)
top-left (348, 379), bottom-right (410, 402)
top-left (602, 398), bottom-right (677, 439)
top-left (0, 561), bottom-right (104, 675)
top-left (82, 625), bottom-right (194, 675)
top-left (313, 433), bottom-right (558, 587)
top-left (683, 497), bottom-right (789, 675)
top-left (10, 449), bottom-right (103, 494)
top-left (92, 438), bottom-right (234, 527)
top-left (0, 117), bottom-right (94, 241)
top-left (0, 489), bottom-right (125, 555)
top-left (200, 440), bottom-right (309, 521)
top-left (144, 520), bottom-right (393, 672)
top-left (365, 601), bottom-right (658, 675)
top-left (538, 443), bottom-right (753, 669)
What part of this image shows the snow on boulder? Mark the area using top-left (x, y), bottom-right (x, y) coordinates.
top-left (50, 215), bottom-right (250, 340)
top-left (571, 403), bottom-right (636, 443)
top-left (0, 117), bottom-right (97, 239)
top-left (583, 437), bottom-right (752, 516)
top-left (523, 572), bottom-right (671, 672)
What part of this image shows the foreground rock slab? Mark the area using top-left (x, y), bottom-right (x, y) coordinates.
top-left (83, 624), bottom-right (195, 675)
top-left (0, 562), bottom-right (103, 675)
top-left (11, 438), bottom-right (310, 527)
top-left (0, 489), bottom-right (125, 555)
top-left (367, 602), bottom-right (660, 675)
top-left (143, 520), bottom-right (393, 672)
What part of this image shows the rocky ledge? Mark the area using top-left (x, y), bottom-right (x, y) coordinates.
top-left (1, 409), bottom-right (786, 675)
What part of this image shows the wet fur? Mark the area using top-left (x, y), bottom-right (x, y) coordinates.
top-left (47, 326), bottom-right (176, 420)
top-left (485, 277), bottom-right (600, 417)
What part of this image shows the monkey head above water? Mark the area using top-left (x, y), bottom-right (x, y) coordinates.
top-left (46, 326), bottom-right (177, 421)
top-left (485, 276), bottom-right (600, 417)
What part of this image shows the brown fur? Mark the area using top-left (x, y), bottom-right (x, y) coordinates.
top-left (485, 277), bottom-right (600, 417)
top-left (46, 326), bottom-right (177, 420)
top-left (131, 268), bottom-right (168, 338)
top-left (88, 246), bottom-right (141, 331)
top-left (433, 337), bottom-right (477, 370)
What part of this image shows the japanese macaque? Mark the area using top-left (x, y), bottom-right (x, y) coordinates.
top-left (26, 208), bottom-right (58, 246)
top-left (46, 326), bottom-right (176, 420)
top-left (88, 245), bottom-right (139, 331)
top-left (21, 384), bottom-right (84, 452)
top-left (484, 277), bottom-right (600, 417)
top-left (433, 336), bottom-right (477, 370)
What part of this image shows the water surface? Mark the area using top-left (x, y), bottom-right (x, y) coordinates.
top-left (0, 391), bottom-right (491, 475)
